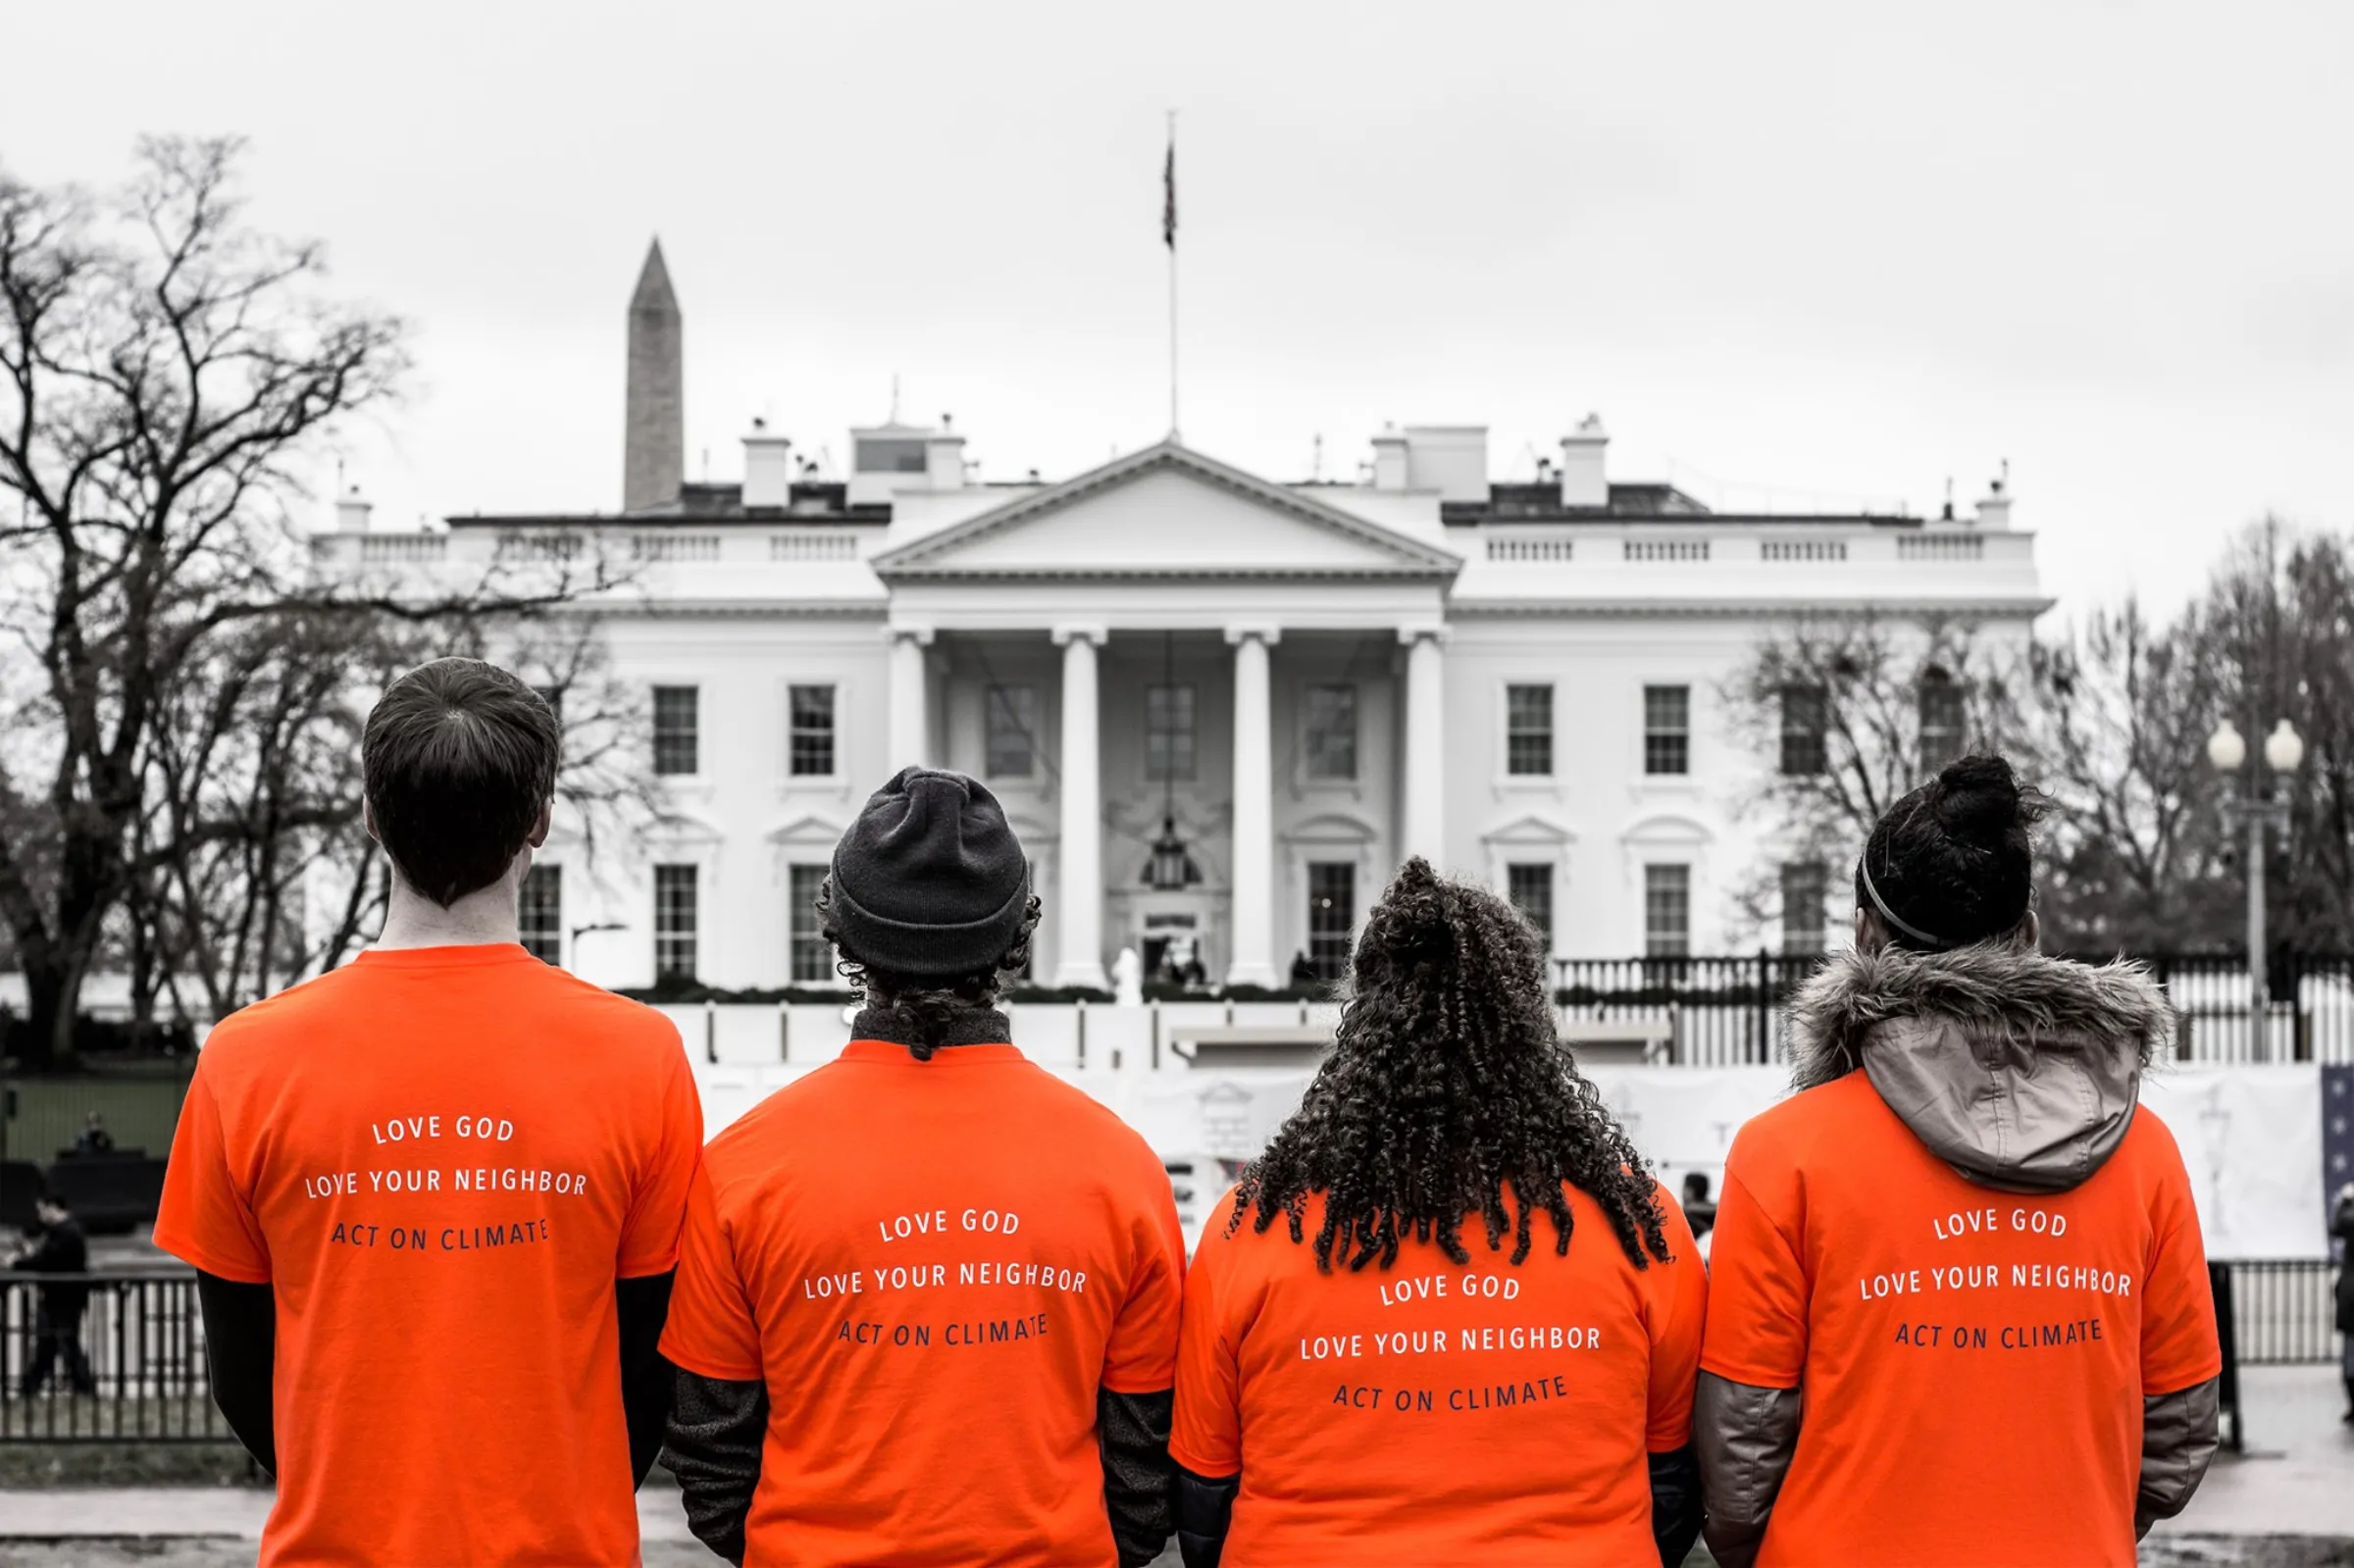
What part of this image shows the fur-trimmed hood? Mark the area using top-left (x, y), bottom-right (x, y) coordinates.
top-left (1786, 942), bottom-right (2176, 1193)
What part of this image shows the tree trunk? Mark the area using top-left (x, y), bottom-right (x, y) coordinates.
top-left (19, 959), bottom-right (80, 1072)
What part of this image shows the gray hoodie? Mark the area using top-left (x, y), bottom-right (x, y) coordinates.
top-left (1696, 940), bottom-right (2222, 1568)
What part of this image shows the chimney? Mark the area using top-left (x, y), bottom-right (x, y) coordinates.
top-left (334, 485), bottom-right (373, 533)
top-left (1559, 413), bottom-right (1609, 509)
top-left (1973, 461), bottom-right (2014, 531)
top-left (924, 415), bottom-right (966, 491)
top-left (742, 418), bottom-right (793, 509)
top-left (1403, 426), bottom-right (1488, 503)
top-left (623, 238), bottom-right (685, 513)
top-left (1370, 426), bottom-right (1408, 490)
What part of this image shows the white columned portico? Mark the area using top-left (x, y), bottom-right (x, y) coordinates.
top-left (1225, 626), bottom-right (1280, 988)
top-left (1401, 625), bottom-right (1449, 867)
top-left (1051, 624), bottom-right (1109, 990)
top-left (886, 625), bottom-right (933, 769)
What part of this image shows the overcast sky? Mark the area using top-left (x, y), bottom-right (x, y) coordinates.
top-left (6, 0), bottom-right (2349, 617)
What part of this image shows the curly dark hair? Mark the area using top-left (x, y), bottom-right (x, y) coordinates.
top-left (813, 875), bottom-right (1042, 1060)
top-left (1229, 858), bottom-right (1670, 1274)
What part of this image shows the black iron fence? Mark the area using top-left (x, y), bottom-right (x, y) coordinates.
top-left (1555, 951), bottom-right (2354, 1066)
top-left (2216, 1257), bottom-right (2339, 1366)
top-left (0, 1273), bottom-right (231, 1442)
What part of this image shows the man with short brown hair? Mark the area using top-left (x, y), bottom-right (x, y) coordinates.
top-left (157, 655), bottom-right (701, 1566)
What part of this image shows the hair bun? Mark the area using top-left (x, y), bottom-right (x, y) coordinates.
top-left (1928, 754), bottom-right (2022, 845)
top-left (1380, 858), bottom-right (1456, 966)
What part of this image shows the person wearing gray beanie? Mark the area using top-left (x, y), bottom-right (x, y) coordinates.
top-left (659, 767), bottom-right (1185, 1568)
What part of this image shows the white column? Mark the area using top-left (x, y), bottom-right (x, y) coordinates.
top-left (1225, 626), bottom-right (1279, 988)
top-left (1401, 626), bottom-right (1448, 868)
top-left (886, 626), bottom-right (933, 770)
top-left (1051, 625), bottom-right (1109, 990)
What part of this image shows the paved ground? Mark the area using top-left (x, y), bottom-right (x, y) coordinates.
top-left (0, 1369), bottom-right (2347, 1565)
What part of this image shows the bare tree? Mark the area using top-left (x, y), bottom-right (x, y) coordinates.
top-left (0, 138), bottom-right (629, 1064)
top-left (2025, 598), bottom-right (2235, 953)
top-left (2186, 519), bottom-right (2354, 952)
top-left (1719, 612), bottom-right (2028, 946)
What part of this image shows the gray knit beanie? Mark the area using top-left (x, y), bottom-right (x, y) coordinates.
top-left (827, 767), bottom-right (1032, 978)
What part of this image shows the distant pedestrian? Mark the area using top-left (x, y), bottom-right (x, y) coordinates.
top-left (2333, 1182), bottom-right (2354, 1421)
top-left (1681, 1171), bottom-right (1717, 1240)
top-left (9, 1195), bottom-right (95, 1396)
top-left (72, 1112), bottom-right (113, 1154)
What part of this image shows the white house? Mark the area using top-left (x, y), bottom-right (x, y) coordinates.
top-left (315, 243), bottom-right (2048, 992)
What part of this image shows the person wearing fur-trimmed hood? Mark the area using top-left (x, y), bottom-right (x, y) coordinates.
top-left (1695, 755), bottom-right (2223, 1568)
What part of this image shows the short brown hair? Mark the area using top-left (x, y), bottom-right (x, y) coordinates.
top-left (363, 658), bottom-right (559, 906)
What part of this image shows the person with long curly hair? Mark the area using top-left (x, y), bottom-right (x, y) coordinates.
top-left (1170, 858), bottom-right (1708, 1567)
top-left (658, 768), bottom-right (1186, 1568)
top-left (1697, 755), bottom-right (2222, 1568)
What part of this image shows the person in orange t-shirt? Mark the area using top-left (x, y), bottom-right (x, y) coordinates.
top-left (1698, 756), bottom-right (2222, 1568)
top-left (154, 658), bottom-right (702, 1567)
top-left (660, 768), bottom-right (1186, 1567)
top-left (1171, 860), bottom-right (1709, 1568)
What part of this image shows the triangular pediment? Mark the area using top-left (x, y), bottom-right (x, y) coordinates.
top-left (872, 441), bottom-right (1460, 581)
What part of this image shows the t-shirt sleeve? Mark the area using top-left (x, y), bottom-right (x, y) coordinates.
top-left (2139, 1127), bottom-right (2224, 1396)
top-left (617, 1026), bottom-right (703, 1279)
top-left (152, 1061), bottom-right (272, 1285)
top-left (1100, 1146), bottom-right (1186, 1394)
top-left (657, 1163), bottom-right (765, 1382)
top-left (1169, 1195), bottom-right (1241, 1477)
top-left (1699, 1135), bottom-right (1812, 1391)
top-left (1645, 1185), bottom-right (1711, 1451)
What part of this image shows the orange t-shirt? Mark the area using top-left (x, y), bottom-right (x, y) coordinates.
top-left (154, 943), bottom-right (702, 1568)
top-left (1701, 1073), bottom-right (2221, 1568)
top-left (659, 1038), bottom-right (1186, 1568)
top-left (1170, 1182), bottom-right (1707, 1566)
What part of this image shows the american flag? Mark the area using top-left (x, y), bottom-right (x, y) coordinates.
top-left (1162, 131), bottom-right (1176, 250)
top-left (2324, 1065), bottom-right (2353, 1258)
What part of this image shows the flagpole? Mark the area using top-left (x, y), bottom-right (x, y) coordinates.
top-left (1165, 109), bottom-right (1180, 441)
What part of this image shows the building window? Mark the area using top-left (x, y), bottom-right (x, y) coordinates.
top-left (1644, 684), bottom-right (1690, 776)
top-left (1304, 684), bottom-right (1357, 782)
top-left (1507, 863), bottom-right (1554, 950)
top-left (654, 864), bottom-right (697, 982)
top-left (985, 684), bottom-right (1038, 779)
top-left (790, 684), bottom-right (836, 777)
top-left (1306, 862), bottom-right (1356, 982)
top-left (1147, 684), bottom-right (1197, 782)
top-left (652, 684), bottom-right (699, 776)
top-left (1919, 670), bottom-right (1965, 773)
top-left (1780, 683), bottom-right (1828, 776)
top-left (1506, 683), bottom-right (1554, 776)
top-left (519, 864), bottom-right (562, 965)
top-left (789, 864), bottom-right (831, 984)
top-left (1644, 863), bottom-right (1691, 958)
top-left (1781, 861), bottom-right (1827, 956)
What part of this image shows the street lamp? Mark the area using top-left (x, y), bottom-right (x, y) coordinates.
top-left (2207, 717), bottom-right (2304, 1057)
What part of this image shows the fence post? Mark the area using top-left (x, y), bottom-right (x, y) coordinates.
top-left (2209, 1261), bottom-right (2243, 1454)
top-left (1755, 948), bottom-right (1771, 1066)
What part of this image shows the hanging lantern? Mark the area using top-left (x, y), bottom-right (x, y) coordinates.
top-left (1144, 814), bottom-right (1202, 890)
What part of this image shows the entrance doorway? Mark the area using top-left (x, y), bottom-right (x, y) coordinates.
top-left (1142, 911), bottom-right (1203, 988)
